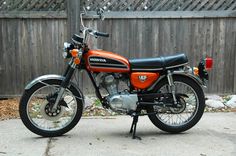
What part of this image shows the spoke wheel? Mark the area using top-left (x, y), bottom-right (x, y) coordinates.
top-left (147, 75), bottom-right (205, 133)
top-left (19, 79), bottom-right (83, 137)
top-left (26, 85), bottom-right (77, 131)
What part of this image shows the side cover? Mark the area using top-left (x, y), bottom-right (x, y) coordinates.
top-left (131, 72), bottom-right (160, 89)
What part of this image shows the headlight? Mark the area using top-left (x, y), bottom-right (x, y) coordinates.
top-left (62, 52), bottom-right (68, 58)
top-left (64, 42), bottom-right (71, 50)
top-left (63, 42), bottom-right (73, 59)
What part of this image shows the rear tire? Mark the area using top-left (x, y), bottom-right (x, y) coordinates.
top-left (147, 75), bottom-right (205, 133)
top-left (19, 79), bottom-right (83, 137)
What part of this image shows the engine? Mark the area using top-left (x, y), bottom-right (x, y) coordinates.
top-left (95, 73), bottom-right (138, 113)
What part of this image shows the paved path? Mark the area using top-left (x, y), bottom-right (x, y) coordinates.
top-left (0, 113), bottom-right (236, 156)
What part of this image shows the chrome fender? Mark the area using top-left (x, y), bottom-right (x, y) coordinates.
top-left (172, 71), bottom-right (206, 88)
top-left (25, 74), bottom-right (84, 108)
top-left (148, 71), bottom-right (206, 91)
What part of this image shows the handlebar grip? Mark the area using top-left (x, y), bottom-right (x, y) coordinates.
top-left (94, 31), bottom-right (109, 37)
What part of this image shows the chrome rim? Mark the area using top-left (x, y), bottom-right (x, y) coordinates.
top-left (154, 81), bottom-right (199, 127)
top-left (26, 85), bottom-right (77, 131)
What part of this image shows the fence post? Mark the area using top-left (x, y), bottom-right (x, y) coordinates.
top-left (67, 0), bottom-right (81, 40)
top-left (67, 0), bottom-right (84, 91)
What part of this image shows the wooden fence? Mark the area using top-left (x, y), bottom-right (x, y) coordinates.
top-left (0, 10), bottom-right (236, 97)
top-left (85, 13), bottom-right (236, 94)
top-left (0, 16), bottom-right (67, 96)
top-left (83, 0), bottom-right (236, 11)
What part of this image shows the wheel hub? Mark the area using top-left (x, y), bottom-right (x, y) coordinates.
top-left (170, 97), bottom-right (186, 114)
top-left (40, 101), bottom-right (65, 121)
top-left (44, 104), bottom-right (62, 117)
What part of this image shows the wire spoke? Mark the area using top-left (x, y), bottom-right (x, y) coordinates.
top-left (155, 81), bottom-right (198, 126)
top-left (27, 85), bottom-right (78, 131)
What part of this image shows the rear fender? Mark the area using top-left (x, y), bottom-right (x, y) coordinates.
top-left (25, 74), bottom-right (84, 108)
top-left (173, 71), bottom-right (206, 88)
top-left (147, 72), bottom-right (205, 92)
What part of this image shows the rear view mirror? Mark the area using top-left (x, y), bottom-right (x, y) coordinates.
top-left (97, 8), bottom-right (105, 20)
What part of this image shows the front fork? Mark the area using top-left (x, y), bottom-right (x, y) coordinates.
top-left (52, 60), bottom-right (76, 111)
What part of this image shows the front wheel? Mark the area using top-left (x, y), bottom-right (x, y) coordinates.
top-left (147, 75), bottom-right (205, 133)
top-left (19, 79), bottom-right (83, 137)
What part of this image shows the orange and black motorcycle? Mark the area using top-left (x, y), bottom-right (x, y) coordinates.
top-left (19, 10), bottom-right (213, 139)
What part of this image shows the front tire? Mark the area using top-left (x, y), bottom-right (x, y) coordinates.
top-left (19, 79), bottom-right (83, 137)
top-left (147, 75), bottom-right (205, 133)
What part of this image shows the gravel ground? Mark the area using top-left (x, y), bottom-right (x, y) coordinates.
top-left (0, 97), bottom-right (236, 121)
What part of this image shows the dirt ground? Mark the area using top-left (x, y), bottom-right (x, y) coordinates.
top-left (0, 98), bottom-right (20, 120)
top-left (0, 98), bottom-right (113, 120)
top-left (0, 98), bottom-right (236, 121)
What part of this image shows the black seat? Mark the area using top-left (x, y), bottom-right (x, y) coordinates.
top-left (129, 53), bottom-right (188, 71)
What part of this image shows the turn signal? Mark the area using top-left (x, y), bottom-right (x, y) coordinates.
top-left (74, 58), bottom-right (81, 65)
top-left (71, 49), bottom-right (78, 57)
top-left (193, 67), bottom-right (199, 76)
top-left (205, 57), bottom-right (213, 70)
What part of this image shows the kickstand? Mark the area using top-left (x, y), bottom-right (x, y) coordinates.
top-left (129, 114), bottom-right (141, 140)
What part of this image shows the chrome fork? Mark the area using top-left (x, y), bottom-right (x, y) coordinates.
top-left (52, 60), bottom-right (77, 111)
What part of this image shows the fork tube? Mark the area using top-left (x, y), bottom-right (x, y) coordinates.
top-left (61, 66), bottom-right (75, 88)
top-left (63, 59), bottom-right (73, 76)
top-left (52, 63), bottom-right (76, 110)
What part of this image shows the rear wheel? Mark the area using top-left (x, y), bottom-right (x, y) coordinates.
top-left (19, 79), bottom-right (83, 137)
top-left (147, 75), bottom-right (205, 133)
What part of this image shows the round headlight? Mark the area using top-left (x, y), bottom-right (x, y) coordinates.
top-left (63, 42), bottom-right (73, 59)
top-left (62, 52), bottom-right (68, 58)
top-left (64, 42), bottom-right (71, 49)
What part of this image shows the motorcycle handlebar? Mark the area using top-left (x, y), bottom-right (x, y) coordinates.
top-left (94, 31), bottom-right (109, 38)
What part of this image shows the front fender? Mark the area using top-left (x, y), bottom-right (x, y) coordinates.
top-left (25, 75), bottom-right (65, 90)
top-left (25, 74), bottom-right (84, 108)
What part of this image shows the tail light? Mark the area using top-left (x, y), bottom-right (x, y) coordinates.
top-left (192, 56), bottom-right (212, 82)
top-left (205, 57), bottom-right (213, 70)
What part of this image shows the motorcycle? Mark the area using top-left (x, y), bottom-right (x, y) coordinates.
top-left (19, 9), bottom-right (213, 139)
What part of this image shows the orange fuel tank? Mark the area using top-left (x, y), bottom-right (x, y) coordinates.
top-left (131, 72), bottom-right (160, 89)
top-left (84, 50), bottom-right (130, 73)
